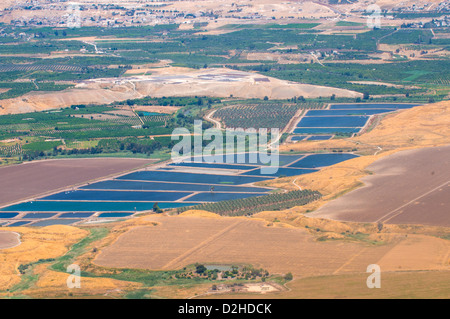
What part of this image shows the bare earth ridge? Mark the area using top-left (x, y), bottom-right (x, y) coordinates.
top-left (0, 231), bottom-right (20, 250)
top-left (0, 68), bottom-right (361, 115)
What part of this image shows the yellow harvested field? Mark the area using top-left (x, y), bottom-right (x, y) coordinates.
top-left (0, 226), bottom-right (88, 290)
top-left (356, 101), bottom-right (450, 150)
top-left (21, 263), bottom-right (141, 298)
top-left (204, 271), bottom-right (450, 299)
top-left (376, 235), bottom-right (450, 272)
top-left (0, 217), bottom-right (160, 297)
top-left (152, 283), bottom-right (215, 299)
top-left (179, 210), bottom-right (221, 218)
top-left (94, 215), bottom-right (395, 276)
top-left (91, 213), bottom-right (449, 290)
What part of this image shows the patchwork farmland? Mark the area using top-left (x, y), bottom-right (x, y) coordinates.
top-left (0, 152), bottom-right (360, 226)
top-left (0, 103), bottom-right (430, 228)
top-left (0, 4), bottom-right (449, 300)
top-left (212, 102), bottom-right (323, 131)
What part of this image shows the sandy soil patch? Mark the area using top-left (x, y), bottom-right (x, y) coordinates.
top-left (179, 210), bottom-right (221, 218)
top-left (152, 283), bottom-right (215, 299)
top-left (0, 67), bottom-right (361, 115)
top-left (0, 138), bottom-right (20, 144)
top-left (245, 52), bottom-right (309, 64)
top-left (124, 69), bottom-right (153, 75)
top-left (168, 0), bottom-right (337, 20)
top-left (349, 81), bottom-right (419, 89)
top-left (0, 0), bottom-right (341, 26)
top-left (0, 231), bottom-right (21, 250)
top-left (0, 0), bottom-right (17, 10)
top-left (132, 105), bottom-right (180, 114)
top-left (104, 109), bottom-right (136, 117)
top-left (92, 212), bottom-right (447, 299)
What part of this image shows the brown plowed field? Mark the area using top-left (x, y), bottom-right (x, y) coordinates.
top-left (94, 215), bottom-right (395, 276)
top-left (0, 158), bottom-right (156, 207)
top-left (310, 145), bottom-right (450, 227)
top-left (0, 231), bottom-right (20, 250)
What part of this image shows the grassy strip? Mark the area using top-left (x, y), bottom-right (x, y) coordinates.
top-left (50, 228), bottom-right (109, 273)
top-left (7, 258), bottom-right (56, 295)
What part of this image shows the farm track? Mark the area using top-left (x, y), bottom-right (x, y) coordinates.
top-left (292, 176), bottom-right (302, 191)
top-left (285, 108), bottom-right (306, 134)
top-left (94, 215), bottom-right (398, 277)
top-left (344, 138), bottom-right (383, 156)
top-left (376, 180), bottom-right (450, 224)
top-left (204, 109), bottom-right (222, 130)
top-left (161, 219), bottom-right (246, 270)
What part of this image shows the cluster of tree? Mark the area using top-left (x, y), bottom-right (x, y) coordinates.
top-left (183, 264), bottom-right (270, 281)
top-left (288, 96), bottom-right (306, 102)
top-left (172, 113), bottom-right (213, 130)
top-left (178, 189), bottom-right (322, 216)
top-left (118, 141), bottom-right (162, 155)
top-left (153, 203), bottom-right (163, 214)
top-left (22, 139), bottom-right (165, 160)
top-left (122, 96), bottom-right (221, 108)
top-left (17, 258), bottom-right (55, 275)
